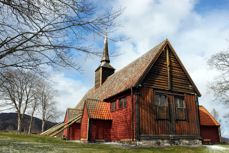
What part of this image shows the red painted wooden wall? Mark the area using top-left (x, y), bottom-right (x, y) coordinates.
top-left (68, 123), bottom-right (81, 140)
top-left (200, 126), bottom-right (220, 144)
top-left (79, 93), bottom-right (135, 142)
top-left (89, 119), bottom-right (112, 142)
top-left (110, 94), bottom-right (134, 141)
top-left (63, 114), bottom-right (68, 139)
top-left (80, 107), bottom-right (89, 142)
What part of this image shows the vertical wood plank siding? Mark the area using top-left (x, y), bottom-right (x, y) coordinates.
top-left (95, 70), bottom-right (100, 88)
top-left (80, 107), bottom-right (89, 141)
top-left (140, 46), bottom-right (199, 137)
top-left (143, 49), bottom-right (168, 90)
top-left (68, 123), bottom-right (81, 140)
top-left (200, 126), bottom-right (220, 144)
top-left (89, 119), bottom-right (112, 142)
top-left (175, 94), bottom-right (199, 135)
top-left (110, 95), bottom-right (133, 140)
top-left (139, 88), bottom-right (170, 135)
top-left (63, 114), bottom-right (68, 139)
top-left (143, 48), bottom-right (195, 94)
top-left (170, 51), bottom-right (194, 93)
top-left (139, 88), bottom-right (199, 136)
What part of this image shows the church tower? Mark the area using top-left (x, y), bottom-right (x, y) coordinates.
top-left (95, 35), bottom-right (115, 88)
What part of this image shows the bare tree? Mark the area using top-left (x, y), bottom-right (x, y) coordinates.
top-left (35, 79), bottom-right (57, 132)
top-left (41, 100), bottom-right (58, 132)
top-left (208, 51), bottom-right (229, 105)
top-left (0, 69), bottom-right (38, 132)
top-left (0, 0), bottom-right (120, 71)
top-left (211, 108), bottom-right (227, 136)
top-left (28, 95), bottom-right (39, 134)
top-left (211, 108), bottom-right (219, 121)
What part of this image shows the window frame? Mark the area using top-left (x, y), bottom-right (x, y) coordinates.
top-left (110, 101), bottom-right (116, 112)
top-left (175, 96), bottom-right (185, 108)
top-left (154, 92), bottom-right (169, 120)
top-left (118, 97), bottom-right (127, 110)
top-left (174, 95), bottom-right (187, 121)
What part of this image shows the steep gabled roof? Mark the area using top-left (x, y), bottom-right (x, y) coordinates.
top-left (85, 99), bottom-right (112, 120)
top-left (76, 40), bottom-right (166, 109)
top-left (65, 108), bottom-right (82, 123)
top-left (76, 39), bottom-right (201, 110)
top-left (199, 106), bottom-right (220, 126)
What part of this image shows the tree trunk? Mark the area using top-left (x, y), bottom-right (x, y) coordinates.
top-left (28, 110), bottom-right (35, 134)
top-left (17, 113), bottom-right (22, 133)
top-left (41, 119), bottom-right (45, 132)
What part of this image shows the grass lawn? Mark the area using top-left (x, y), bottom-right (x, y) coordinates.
top-left (0, 132), bottom-right (228, 153)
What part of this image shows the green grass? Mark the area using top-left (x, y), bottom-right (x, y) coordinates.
top-left (0, 132), bottom-right (228, 153)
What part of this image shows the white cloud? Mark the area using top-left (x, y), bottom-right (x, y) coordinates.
top-left (49, 73), bottom-right (88, 120)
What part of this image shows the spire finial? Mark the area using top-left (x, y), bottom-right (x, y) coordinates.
top-left (101, 33), bottom-right (110, 63)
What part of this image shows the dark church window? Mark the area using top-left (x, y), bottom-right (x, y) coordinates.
top-left (119, 97), bottom-right (127, 109)
top-left (123, 98), bottom-right (127, 108)
top-left (155, 93), bottom-right (169, 120)
top-left (111, 101), bottom-right (116, 112)
top-left (175, 96), bottom-right (187, 120)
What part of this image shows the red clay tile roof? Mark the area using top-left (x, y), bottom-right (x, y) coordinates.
top-left (85, 99), bottom-right (112, 120)
top-left (199, 106), bottom-right (220, 126)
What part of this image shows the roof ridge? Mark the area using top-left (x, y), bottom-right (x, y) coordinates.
top-left (105, 39), bottom-right (167, 79)
top-left (67, 108), bottom-right (80, 110)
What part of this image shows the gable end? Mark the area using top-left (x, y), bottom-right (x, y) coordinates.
top-left (141, 40), bottom-right (201, 96)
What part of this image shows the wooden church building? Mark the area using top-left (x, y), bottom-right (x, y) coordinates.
top-left (62, 37), bottom-right (204, 144)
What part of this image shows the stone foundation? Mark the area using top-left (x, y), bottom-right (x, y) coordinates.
top-left (78, 138), bottom-right (202, 146)
top-left (137, 139), bottom-right (202, 147)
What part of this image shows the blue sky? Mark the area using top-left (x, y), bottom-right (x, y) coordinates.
top-left (195, 0), bottom-right (229, 12)
top-left (49, 0), bottom-right (229, 137)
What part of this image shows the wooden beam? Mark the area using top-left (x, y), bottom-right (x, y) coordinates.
top-left (195, 94), bottom-right (201, 136)
top-left (40, 114), bottom-right (82, 137)
top-left (50, 115), bottom-right (82, 137)
top-left (40, 123), bottom-right (65, 136)
top-left (49, 115), bottom-right (81, 137)
top-left (166, 47), bottom-right (171, 90)
top-left (40, 122), bottom-right (63, 135)
top-left (135, 90), bottom-right (140, 141)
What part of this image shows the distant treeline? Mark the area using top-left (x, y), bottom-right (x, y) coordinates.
top-left (0, 113), bottom-right (57, 134)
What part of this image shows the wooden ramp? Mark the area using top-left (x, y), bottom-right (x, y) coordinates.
top-left (40, 113), bottom-right (82, 137)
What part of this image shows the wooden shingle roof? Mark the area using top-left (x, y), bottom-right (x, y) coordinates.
top-left (66, 108), bottom-right (82, 123)
top-left (199, 106), bottom-right (220, 126)
top-left (76, 40), bottom-right (167, 109)
top-left (76, 39), bottom-right (201, 110)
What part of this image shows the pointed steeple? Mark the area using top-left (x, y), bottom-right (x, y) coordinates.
top-left (95, 34), bottom-right (115, 88)
top-left (99, 34), bottom-right (114, 69)
top-left (101, 33), bottom-right (110, 64)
